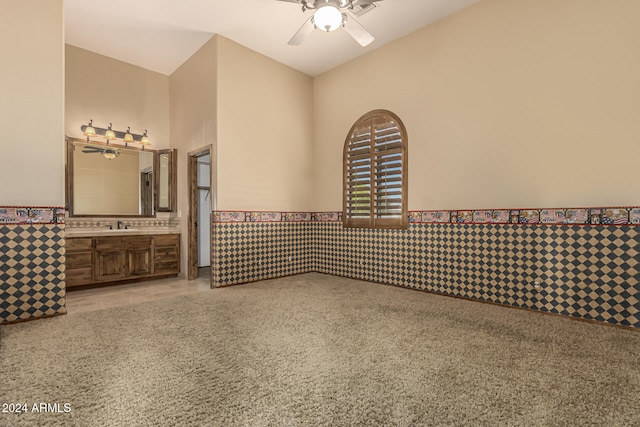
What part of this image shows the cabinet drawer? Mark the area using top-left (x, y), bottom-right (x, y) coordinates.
top-left (66, 238), bottom-right (92, 251)
top-left (66, 268), bottom-right (93, 286)
top-left (128, 236), bottom-right (153, 249)
top-left (95, 237), bottom-right (127, 250)
top-left (155, 235), bottom-right (179, 247)
top-left (155, 246), bottom-right (178, 261)
top-left (155, 261), bottom-right (179, 275)
top-left (66, 251), bottom-right (93, 269)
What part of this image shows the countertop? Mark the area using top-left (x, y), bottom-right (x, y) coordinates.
top-left (65, 229), bottom-right (180, 238)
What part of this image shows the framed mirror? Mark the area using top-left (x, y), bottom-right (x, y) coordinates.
top-left (66, 138), bottom-right (176, 217)
top-left (155, 149), bottom-right (177, 212)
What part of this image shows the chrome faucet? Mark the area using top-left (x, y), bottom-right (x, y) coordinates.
top-left (117, 220), bottom-right (123, 230)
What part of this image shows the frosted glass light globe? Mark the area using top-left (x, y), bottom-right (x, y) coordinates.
top-left (314, 5), bottom-right (343, 32)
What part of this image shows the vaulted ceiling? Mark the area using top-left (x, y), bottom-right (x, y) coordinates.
top-left (65, 0), bottom-right (479, 77)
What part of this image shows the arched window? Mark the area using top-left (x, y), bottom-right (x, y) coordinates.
top-left (343, 109), bottom-right (408, 229)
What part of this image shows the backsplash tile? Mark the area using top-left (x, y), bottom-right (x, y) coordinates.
top-left (66, 217), bottom-right (180, 230)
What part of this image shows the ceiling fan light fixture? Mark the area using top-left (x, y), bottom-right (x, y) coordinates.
top-left (313, 5), bottom-right (343, 32)
top-left (102, 150), bottom-right (117, 160)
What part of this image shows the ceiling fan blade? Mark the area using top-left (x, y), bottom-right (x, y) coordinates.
top-left (288, 16), bottom-right (315, 46)
top-left (353, 0), bottom-right (384, 5)
top-left (343, 15), bottom-right (375, 47)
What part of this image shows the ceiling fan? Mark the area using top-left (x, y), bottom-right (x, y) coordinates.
top-left (82, 146), bottom-right (120, 160)
top-left (277, 0), bottom-right (383, 47)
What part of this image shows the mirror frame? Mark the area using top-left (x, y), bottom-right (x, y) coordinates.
top-left (155, 148), bottom-right (177, 212)
top-left (65, 137), bottom-right (176, 217)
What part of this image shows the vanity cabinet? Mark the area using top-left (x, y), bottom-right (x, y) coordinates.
top-left (154, 234), bottom-right (180, 275)
top-left (94, 237), bottom-right (127, 282)
top-left (66, 234), bottom-right (180, 288)
top-left (66, 237), bottom-right (94, 287)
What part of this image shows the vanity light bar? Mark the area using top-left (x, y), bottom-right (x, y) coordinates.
top-left (81, 120), bottom-right (151, 147)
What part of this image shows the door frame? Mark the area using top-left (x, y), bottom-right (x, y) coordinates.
top-left (187, 145), bottom-right (212, 280)
top-left (140, 168), bottom-right (153, 216)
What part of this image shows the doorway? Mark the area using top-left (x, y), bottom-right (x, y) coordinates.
top-left (187, 146), bottom-right (212, 281)
top-left (140, 169), bottom-right (153, 216)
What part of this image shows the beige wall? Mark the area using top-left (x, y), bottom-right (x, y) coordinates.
top-left (216, 36), bottom-right (314, 211)
top-left (170, 36), bottom-right (218, 277)
top-left (0, 0), bottom-right (64, 206)
top-left (170, 35), bottom-right (218, 213)
top-left (65, 45), bottom-right (170, 149)
top-left (312, 0), bottom-right (640, 211)
top-left (169, 35), bottom-right (314, 275)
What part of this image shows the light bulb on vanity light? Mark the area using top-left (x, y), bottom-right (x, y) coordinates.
top-left (104, 123), bottom-right (116, 141)
top-left (82, 119), bottom-right (96, 139)
top-left (140, 130), bottom-right (151, 146)
top-left (123, 127), bottom-right (134, 144)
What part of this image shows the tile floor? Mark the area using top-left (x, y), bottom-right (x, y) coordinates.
top-left (64, 268), bottom-right (212, 314)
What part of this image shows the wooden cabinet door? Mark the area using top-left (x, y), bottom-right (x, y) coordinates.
top-left (127, 248), bottom-right (152, 276)
top-left (95, 250), bottom-right (126, 282)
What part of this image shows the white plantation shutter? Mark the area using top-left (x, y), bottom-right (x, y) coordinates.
top-left (344, 110), bottom-right (407, 229)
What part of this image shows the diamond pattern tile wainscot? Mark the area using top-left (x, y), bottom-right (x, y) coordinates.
top-left (212, 222), bottom-right (312, 286)
top-left (211, 210), bottom-right (640, 328)
top-left (0, 224), bottom-right (66, 323)
top-left (310, 223), bottom-right (640, 327)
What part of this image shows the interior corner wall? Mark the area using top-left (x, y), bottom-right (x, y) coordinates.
top-left (211, 213), bottom-right (640, 329)
top-left (169, 35), bottom-right (218, 277)
top-left (0, 0), bottom-right (64, 207)
top-left (65, 45), bottom-right (171, 149)
top-left (216, 36), bottom-right (314, 212)
top-left (311, 0), bottom-right (640, 212)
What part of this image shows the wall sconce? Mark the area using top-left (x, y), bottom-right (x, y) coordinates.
top-left (82, 120), bottom-right (96, 137)
top-left (123, 127), bottom-right (134, 143)
top-left (140, 130), bottom-right (150, 146)
top-left (80, 120), bottom-right (151, 148)
top-left (104, 123), bottom-right (116, 141)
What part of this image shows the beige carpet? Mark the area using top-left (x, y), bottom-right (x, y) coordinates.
top-left (1, 273), bottom-right (638, 426)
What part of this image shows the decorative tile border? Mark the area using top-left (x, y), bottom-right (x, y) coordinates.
top-left (213, 211), bottom-right (341, 223)
top-left (214, 207), bottom-right (640, 226)
top-left (66, 217), bottom-right (180, 230)
top-left (411, 207), bottom-right (640, 226)
top-left (0, 206), bottom-right (65, 224)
